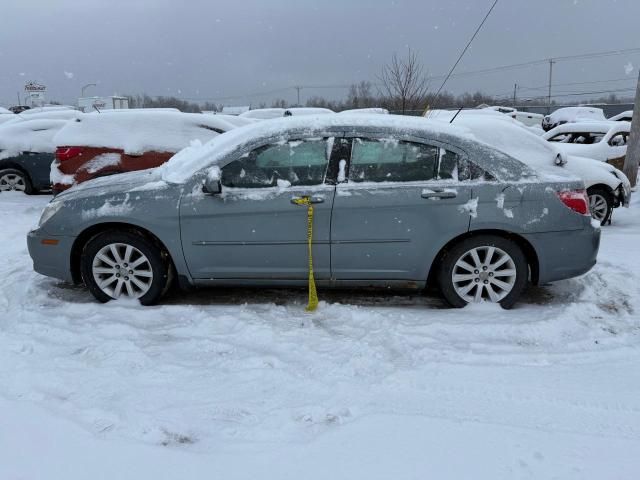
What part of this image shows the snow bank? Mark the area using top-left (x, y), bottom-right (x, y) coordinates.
top-left (3, 194), bottom-right (640, 478)
top-left (53, 111), bottom-right (251, 155)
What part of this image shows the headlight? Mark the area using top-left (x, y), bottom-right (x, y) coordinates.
top-left (38, 201), bottom-right (64, 227)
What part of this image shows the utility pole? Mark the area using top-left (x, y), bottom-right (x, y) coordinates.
top-left (547, 59), bottom-right (555, 114)
top-left (512, 83), bottom-right (517, 107)
top-left (623, 70), bottom-right (640, 187)
top-left (295, 86), bottom-right (302, 106)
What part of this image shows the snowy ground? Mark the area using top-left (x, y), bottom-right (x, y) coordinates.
top-left (1, 191), bottom-right (640, 479)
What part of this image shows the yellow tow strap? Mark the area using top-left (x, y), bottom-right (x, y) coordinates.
top-left (293, 196), bottom-right (319, 312)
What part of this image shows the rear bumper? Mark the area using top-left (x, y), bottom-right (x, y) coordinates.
top-left (524, 224), bottom-right (600, 284)
top-left (27, 229), bottom-right (75, 283)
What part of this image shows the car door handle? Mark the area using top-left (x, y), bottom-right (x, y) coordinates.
top-left (290, 196), bottom-right (325, 205)
top-left (421, 189), bottom-right (457, 200)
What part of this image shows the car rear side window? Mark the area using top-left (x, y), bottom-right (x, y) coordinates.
top-left (222, 139), bottom-right (329, 188)
top-left (349, 138), bottom-right (440, 182)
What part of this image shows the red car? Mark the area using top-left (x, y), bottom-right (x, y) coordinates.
top-left (51, 110), bottom-right (252, 193)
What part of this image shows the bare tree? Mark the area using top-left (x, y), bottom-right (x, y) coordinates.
top-left (378, 49), bottom-right (429, 114)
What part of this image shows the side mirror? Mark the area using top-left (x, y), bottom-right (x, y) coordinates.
top-left (554, 152), bottom-right (568, 166)
top-left (202, 166), bottom-right (222, 194)
top-left (203, 177), bottom-right (222, 195)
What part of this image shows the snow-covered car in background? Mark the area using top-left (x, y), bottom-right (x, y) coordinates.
top-left (29, 114), bottom-right (599, 308)
top-left (51, 111), bottom-right (253, 193)
top-left (239, 107), bottom-right (334, 120)
top-left (542, 121), bottom-right (630, 169)
top-left (0, 118), bottom-right (76, 193)
top-left (480, 105), bottom-right (544, 127)
top-left (0, 106), bottom-right (17, 126)
top-left (441, 115), bottom-right (631, 223)
top-left (609, 110), bottom-right (633, 122)
top-left (542, 106), bottom-right (606, 131)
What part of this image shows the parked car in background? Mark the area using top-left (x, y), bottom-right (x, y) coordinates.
top-left (29, 114), bottom-right (599, 308)
top-left (0, 109), bottom-right (80, 127)
top-left (480, 105), bottom-right (544, 127)
top-left (542, 106), bottom-right (606, 131)
top-left (51, 110), bottom-right (252, 193)
top-left (0, 118), bottom-right (75, 193)
top-left (542, 121), bottom-right (630, 169)
top-left (0, 106), bottom-right (18, 126)
top-left (239, 107), bottom-right (334, 120)
top-left (609, 110), bottom-right (633, 122)
top-left (443, 115), bottom-right (631, 223)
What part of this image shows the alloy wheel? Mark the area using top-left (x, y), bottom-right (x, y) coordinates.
top-left (0, 173), bottom-right (26, 191)
top-left (452, 246), bottom-right (517, 303)
top-left (588, 193), bottom-right (608, 222)
top-left (92, 242), bottom-right (154, 299)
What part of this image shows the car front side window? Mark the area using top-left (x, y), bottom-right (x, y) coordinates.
top-left (221, 139), bottom-right (329, 188)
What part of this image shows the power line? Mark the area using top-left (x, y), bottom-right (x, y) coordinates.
top-left (431, 0), bottom-right (500, 100)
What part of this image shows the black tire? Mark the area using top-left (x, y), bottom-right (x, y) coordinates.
top-left (586, 186), bottom-right (613, 225)
top-left (80, 230), bottom-right (171, 305)
top-left (437, 235), bottom-right (528, 310)
top-left (0, 168), bottom-right (33, 194)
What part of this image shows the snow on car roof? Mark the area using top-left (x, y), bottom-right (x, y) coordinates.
top-left (160, 113), bottom-right (477, 183)
top-left (545, 106), bottom-right (606, 122)
top-left (0, 107), bottom-right (12, 114)
top-left (338, 108), bottom-right (389, 115)
top-left (542, 121), bottom-right (629, 138)
top-left (0, 118), bottom-right (70, 158)
top-left (19, 106), bottom-right (76, 115)
top-left (5, 109), bottom-right (81, 125)
top-left (53, 111), bottom-right (252, 154)
top-left (239, 107), bottom-right (334, 120)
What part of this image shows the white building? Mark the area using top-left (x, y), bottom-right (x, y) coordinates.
top-left (78, 96), bottom-right (129, 113)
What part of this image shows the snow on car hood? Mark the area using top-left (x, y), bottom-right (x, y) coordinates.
top-left (54, 168), bottom-right (168, 202)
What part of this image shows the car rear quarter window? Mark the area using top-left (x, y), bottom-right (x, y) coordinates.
top-left (221, 139), bottom-right (329, 188)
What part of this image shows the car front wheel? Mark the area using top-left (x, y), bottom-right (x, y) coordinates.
top-left (80, 230), bottom-right (170, 305)
top-left (437, 235), bottom-right (528, 309)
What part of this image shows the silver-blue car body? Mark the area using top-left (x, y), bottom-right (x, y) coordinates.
top-left (28, 115), bottom-right (600, 308)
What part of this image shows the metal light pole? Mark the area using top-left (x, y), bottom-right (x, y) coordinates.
top-left (547, 59), bottom-right (555, 114)
top-left (81, 83), bottom-right (97, 98)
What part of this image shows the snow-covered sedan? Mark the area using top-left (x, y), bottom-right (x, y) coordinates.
top-left (29, 114), bottom-right (599, 309)
top-left (542, 106), bottom-right (607, 131)
top-left (542, 121), bottom-right (630, 169)
top-left (445, 116), bottom-right (631, 223)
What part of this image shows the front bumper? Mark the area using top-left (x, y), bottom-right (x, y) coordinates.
top-left (27, 229), bottom-right (76, 283)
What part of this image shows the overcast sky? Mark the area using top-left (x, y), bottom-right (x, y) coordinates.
top-left (1, 0), bottom-right (639, 107)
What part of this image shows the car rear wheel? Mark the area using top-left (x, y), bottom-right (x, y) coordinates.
top-left (0, 168), bottom-right (33, 194)
top-left (80, 230), bottom-right (170, 305)
top-left (586, 187), bottom-right (613, 224)
top-left (437, 235), bottom-right (528, 309)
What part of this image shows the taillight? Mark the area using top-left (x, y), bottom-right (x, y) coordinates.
top-left (55, 147), bottom-right (82, 161)
top-left (556, 189), bottom-right (590, 216)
